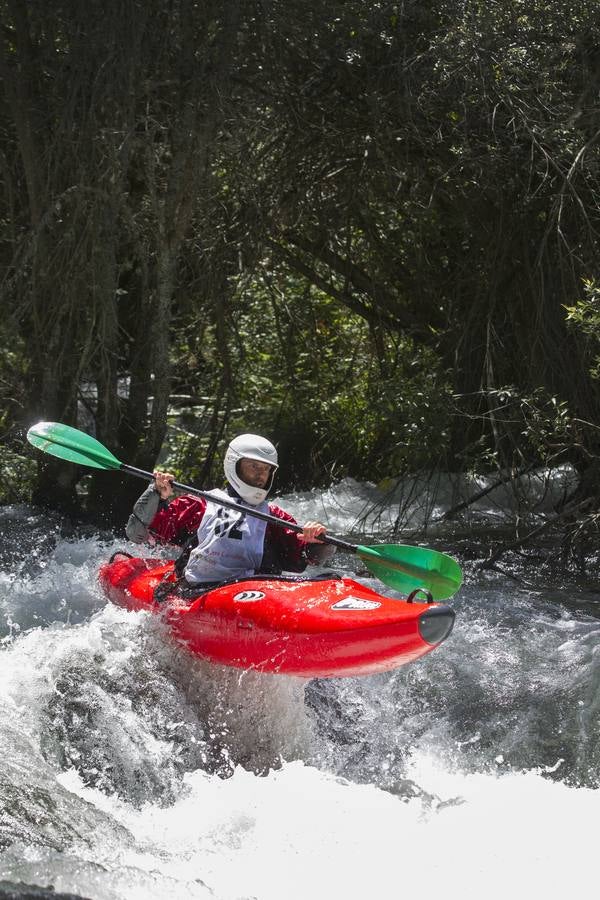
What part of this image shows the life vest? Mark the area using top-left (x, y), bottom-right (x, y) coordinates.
top-left (184, 489), bottom-right (268, 585)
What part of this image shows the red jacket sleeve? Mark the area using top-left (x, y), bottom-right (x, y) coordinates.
top-left (149, 495), bottom-right (206, 545)
top-left (265, 504), bottom-right (312, 572)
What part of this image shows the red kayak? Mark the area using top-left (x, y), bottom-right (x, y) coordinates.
top-left (99, 554), bottom-right (455, 678)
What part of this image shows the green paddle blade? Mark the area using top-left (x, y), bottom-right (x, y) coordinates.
top-left (357, 543), bottom-right (462, 601)
top-left (27, 422), bottom-right (122, 471)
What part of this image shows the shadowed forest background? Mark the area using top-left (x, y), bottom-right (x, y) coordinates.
top-left (1, 0), bottom-right (600, 558)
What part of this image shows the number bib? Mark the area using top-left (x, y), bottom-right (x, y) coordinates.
top-left (184, 489), bottom-right (268, 585)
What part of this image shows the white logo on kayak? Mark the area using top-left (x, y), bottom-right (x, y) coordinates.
top-left (233, 590), bottom-right (265, 603)
top-left (331, 597), bottom-right (381, 611)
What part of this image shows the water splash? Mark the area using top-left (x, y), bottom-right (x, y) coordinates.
top-left (0, 493), bottom-right (598, 899)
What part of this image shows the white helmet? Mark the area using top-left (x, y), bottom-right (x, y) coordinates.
top-left (224, 434), bottom-right (279, 505)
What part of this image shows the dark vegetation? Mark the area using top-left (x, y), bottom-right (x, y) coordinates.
top-left (1, 1), bottom-right (599, 558)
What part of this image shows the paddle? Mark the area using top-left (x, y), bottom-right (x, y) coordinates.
top-left (26, 421), bottom-right (463, 600)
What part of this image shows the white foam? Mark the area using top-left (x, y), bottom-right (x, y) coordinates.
top-left (280, 465), bottom-right (580, 535)
top-left (40, 755), bottom-right (597, 900)
top-left (0, 498), bottom-right (597, 900)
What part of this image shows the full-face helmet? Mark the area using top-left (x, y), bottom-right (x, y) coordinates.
top-left (224, 434), bottom-right (278, 505)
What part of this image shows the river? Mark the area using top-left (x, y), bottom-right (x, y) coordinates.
top-left (0, 475), bottom-right (598, 899)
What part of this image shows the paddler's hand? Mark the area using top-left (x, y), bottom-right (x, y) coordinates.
top-left (154, 471), bottom-right (175, 500)
top-left (302, 521), bottom-right (327, 543)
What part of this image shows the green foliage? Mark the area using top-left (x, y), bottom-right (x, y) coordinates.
top-left (165, 264), bottom-right (452, 489)
top-left (2, 0), bottom-right (600, 517)
top-left (0, 331), bottom-right (33, 504)
top-left (565, 280), bottom-right (600, 379)
top-left (0, 330), bottom-right (26, 433)
top-left (0, 450), bottom-right (36, 505)
top-left (499, 387), bottom-right (574, 461)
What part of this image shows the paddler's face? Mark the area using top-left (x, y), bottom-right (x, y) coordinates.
top-left (239, 458), bottom-right (273, 488)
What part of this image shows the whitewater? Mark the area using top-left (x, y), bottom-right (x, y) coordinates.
top-left (0, 474), bottom-right (598, 900)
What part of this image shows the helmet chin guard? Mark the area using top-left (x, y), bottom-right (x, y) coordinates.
top-left (224, 434), bottom-right (279, 505)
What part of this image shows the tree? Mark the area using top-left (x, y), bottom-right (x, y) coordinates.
top-left (2, 0), bottom-right (600, 540)
top-left (1, 0), bottom-right (243, 519)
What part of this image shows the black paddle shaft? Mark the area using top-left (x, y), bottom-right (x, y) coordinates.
top-left (121, 463), bottom-right (356, 552)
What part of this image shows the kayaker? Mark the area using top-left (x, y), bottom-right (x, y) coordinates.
top-left (126, 433), bottom-right (334, 590)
